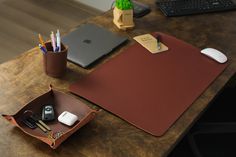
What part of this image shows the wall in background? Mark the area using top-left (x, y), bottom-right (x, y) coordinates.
top-left (75, 0), bottom-right (114, 12)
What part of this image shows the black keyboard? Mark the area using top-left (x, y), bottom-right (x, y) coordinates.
top-left (156, 0), bottom-right (236, 16)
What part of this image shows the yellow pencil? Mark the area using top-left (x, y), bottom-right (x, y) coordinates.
top-left (38, 34), bottom-right (46, 48)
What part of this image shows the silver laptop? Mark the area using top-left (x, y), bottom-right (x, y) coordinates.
top-left (62, 23), bottom-right (128, 68)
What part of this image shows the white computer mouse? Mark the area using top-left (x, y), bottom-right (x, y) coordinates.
top-left (201, 48), bottom-right (227, 63)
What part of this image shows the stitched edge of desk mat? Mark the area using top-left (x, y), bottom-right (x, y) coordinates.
top-left (69, 32), bottom-right (228, 136)
top-left (2, 85), bottom-right (97, 149)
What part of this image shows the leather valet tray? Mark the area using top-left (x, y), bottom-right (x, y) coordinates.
top-left (2, 85), bottom-right (97, 149)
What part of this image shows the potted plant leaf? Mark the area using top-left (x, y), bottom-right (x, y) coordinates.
top-left (113, 0), bottom-right (135, 30)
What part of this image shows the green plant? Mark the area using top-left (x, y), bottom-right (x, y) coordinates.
top-left (115, 0), bottom-right (133, 10)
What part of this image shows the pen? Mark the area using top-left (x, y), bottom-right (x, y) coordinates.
top-left (39, 44), bottom-right (47, 54)
top-left (50, 31), bottom-right (56, 52)
top-left (157, 35), bottom-right (161, 50)
top-left (38, 34), bottom-right (46, 49)
top-left (56, 29), bottom-right (61, 52)
top-left (55, 47), bottom-right (59, 52)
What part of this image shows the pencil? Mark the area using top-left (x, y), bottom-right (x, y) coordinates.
top-left (38, 34), bottom-right (46, 48)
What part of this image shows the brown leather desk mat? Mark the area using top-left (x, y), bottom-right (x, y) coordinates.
top-left (69, 32), bottom-right (228, 136)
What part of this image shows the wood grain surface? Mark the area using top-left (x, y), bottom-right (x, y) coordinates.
top-left (1, 0), bottom-right (236, 157)
top-left (0, 0), bottom-right (101, 63)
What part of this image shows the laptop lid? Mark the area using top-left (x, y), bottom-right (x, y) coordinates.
top-left (62, 23), bottom-right (128, 68)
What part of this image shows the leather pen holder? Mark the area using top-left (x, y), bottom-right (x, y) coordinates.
top-left (43, 42), bottom-right (68, 78)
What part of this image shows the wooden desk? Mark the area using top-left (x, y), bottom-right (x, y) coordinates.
top-left (1, 1), bottom-right (236, 156)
